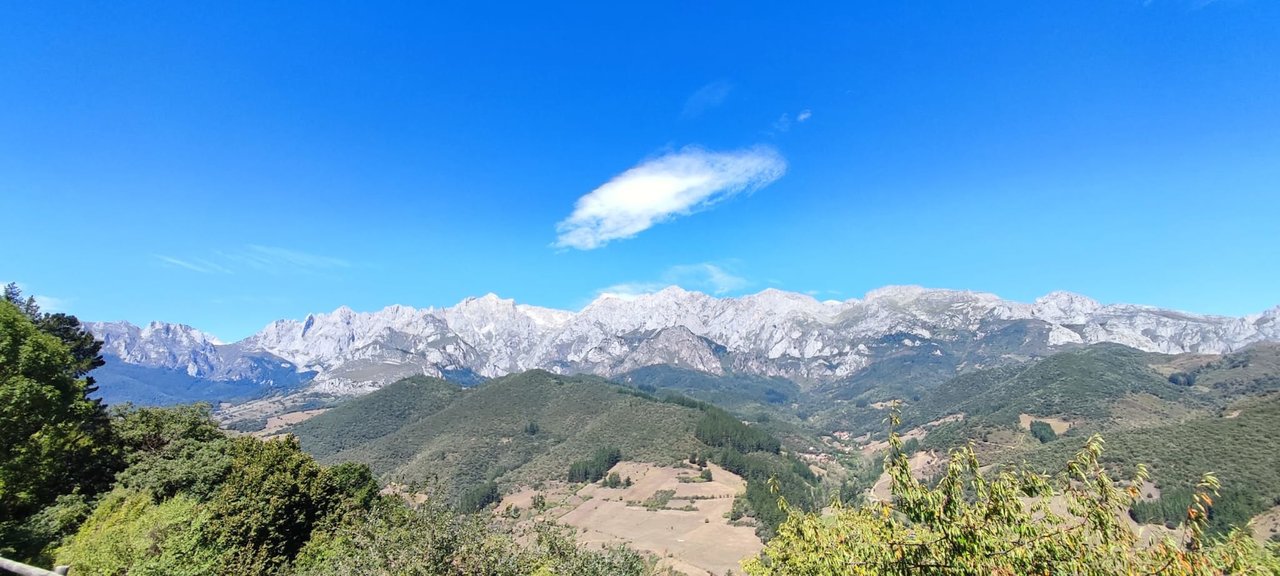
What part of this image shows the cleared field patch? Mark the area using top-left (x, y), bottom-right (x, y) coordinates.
top-left (256, 408), bottom-right (329, 437)
top-left (1250, 505), bottom-right (1280, 543)
top-left (1018, 413), bottom-right (1071, 435)
top-left (869, 450), bottom-right (944, 503)
top-left (500, 461), bottom-right (760, 575)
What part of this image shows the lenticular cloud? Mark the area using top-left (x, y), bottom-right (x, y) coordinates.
top-left (554, 146), bottom-right (787, 250)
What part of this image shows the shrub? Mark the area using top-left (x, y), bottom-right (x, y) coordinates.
top-left (1030, 420), bottom-right (1058, 443)
top-left (744, 415), bottom-right (1280, 575)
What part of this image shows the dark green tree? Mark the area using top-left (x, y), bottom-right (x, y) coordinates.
top-left (0, 301), bottom-right (119, 559)
top-left (206, 435), bottom-right (347, 573)
top-left (1030, 420), bottom-right (1058, 443)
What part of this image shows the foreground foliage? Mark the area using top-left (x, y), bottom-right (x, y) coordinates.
top-left (744, 413), bottom-right (1280, 575)
top-left (0, 297), bottom-right (118, 561)
top-left (294, 496), bottom-right (655, 576)
top-left (47, 408), bottom-right (663, 576)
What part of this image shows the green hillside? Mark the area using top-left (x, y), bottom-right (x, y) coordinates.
top-left (288, 375), bottom-right (464, 459)
top-left (291, 370), bottom-right (707, 496)
top-left (617, 364), bottom-right (801, 413)
top-left (1015, 392), bottom-right (1280, 535)
top-left (884, 343), bottom-right (1280, 536)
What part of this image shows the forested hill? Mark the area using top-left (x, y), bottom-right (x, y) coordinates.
top-left (286, 375), bottom-right (465, 459)
top-left (287, 370), bottom-right (709, 495)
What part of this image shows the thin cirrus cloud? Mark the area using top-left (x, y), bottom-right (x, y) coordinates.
top-left (155, 245), bottom-right (349, 275)
top-left (154, 255), bottom-right (232, 274)
top-left (771, 109), bottom-right (812, 134)
top-left (681, 80), bottom-right (733, 118)
top-left (554, 145), bottom-right (787, 250)
top-left (596, 263), bottom-right (750, 300)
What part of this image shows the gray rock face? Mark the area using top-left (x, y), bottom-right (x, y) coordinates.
top-left (88, 286), bottom-right (1280, 399)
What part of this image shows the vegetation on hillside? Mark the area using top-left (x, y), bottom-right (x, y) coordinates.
top-left (286, 374), bottom-right (463, 458)
top-left (567, 446), bottom-right (623, 483)
top-left (8, 280), bottom-right (1279, 572)
top-left (910, 344), bottom-right (1199, 437)
top-left (619, 364), bottom-right (800, 413)
top-left (745, 413), bottom-right (1280, 575)
top-left (0, 291), bottom-right (667, 575)
top-left (288, 370), bottom-right (708, 501)
top-left (1014, 392), bottom-right (1280, 537)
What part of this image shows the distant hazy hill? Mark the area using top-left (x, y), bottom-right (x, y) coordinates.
top-left (287, 370), bottom-right (707, 497)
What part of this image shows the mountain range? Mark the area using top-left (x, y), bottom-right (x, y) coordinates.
top-left (84, 285), bottom-right (1280, 405)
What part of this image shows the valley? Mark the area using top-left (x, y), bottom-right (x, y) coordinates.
top-left (7, 285), bottom-right (1280, 574)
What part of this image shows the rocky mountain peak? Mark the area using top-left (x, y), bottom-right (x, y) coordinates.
top-left (1032, 291), bottom-right (1103, 324)
top-left (88, 286), bottom-right (1280, 399)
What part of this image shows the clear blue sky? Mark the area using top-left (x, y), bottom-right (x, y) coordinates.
top-left (3, 1), bottom-right (1278, 341)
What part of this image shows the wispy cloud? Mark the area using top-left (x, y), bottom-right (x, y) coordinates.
top-left (555, 146), bottom-right (787, 250)
top-left (33, 294), bottom-right (69, 312)
top-left (1, 281), bottom-right (70, 313)
top-left (1143, 0), bottom-right (1222, 9)
top-left (682, 80), bottom-right (733, 118)
top-left (768, 109), bottom-right (812, 135)
top-left (155, 255), bottom-right (232, 274)
top-left (239, 245), bottom-right (350, 271)
top-left (156, 245), bottom-right (349, 275)
top-left (772, 114), bottom-right (793, 133)
top-left (596, 263), bottom-right (750, 300)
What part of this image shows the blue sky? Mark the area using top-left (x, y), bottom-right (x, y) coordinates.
top-left (3, 1), bottom-right (1278, 341)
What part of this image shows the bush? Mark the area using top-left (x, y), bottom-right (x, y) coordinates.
top-left (294, 498), bottom-right (651, 576)
top-left (1029, 420), bottom-right (1058, 443)
top-left (54, 490), bottom-right (222, 576)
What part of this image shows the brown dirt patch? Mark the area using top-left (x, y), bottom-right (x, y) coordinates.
top-left (500, 462), bottom-right (759, 575)
top-left (1249, 505), bottom-right (1280, 543)
top-left (254, 408), bottom-right (329, 437)
top-left (1018, 413), bottom-right (1071, 435)
top-left (868, 450), bottom-right (945, 503)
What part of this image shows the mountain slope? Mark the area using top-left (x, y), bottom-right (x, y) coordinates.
top-left (88, 286), bottom-right (1280, 406)
top-left (286, 375), bottom-right (464, 458)
top-left (290, 370), bottom-right (708, 496)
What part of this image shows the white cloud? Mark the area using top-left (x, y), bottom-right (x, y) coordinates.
top-left (555, 146), bottom-right (787, 250)
top-left (682, 80), bottom-right (733, 118)
top-left (595, 263), bottom-right (750, 300)
top-left (797, 109), bottom-right (812, 122)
